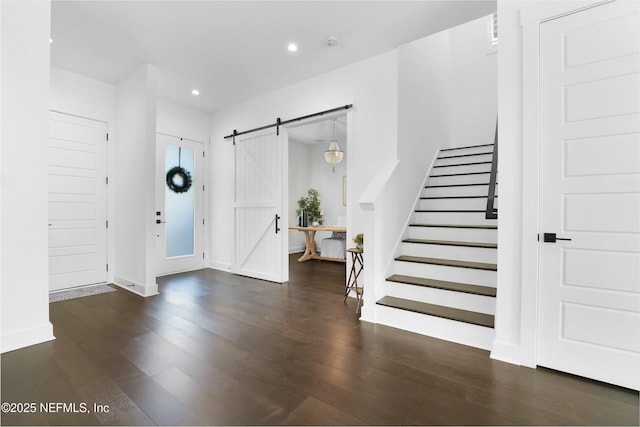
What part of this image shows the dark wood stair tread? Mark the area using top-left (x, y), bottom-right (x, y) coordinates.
top-left (395, 255), bottom-right (497, 271)
top-left (409, 223), bottom-right (497, 229)
top-left (434, 161), bottom-right (492, 168)
top-left (437, 151), bottom-right (493, 160)
top-left (403, 238), bottom-right (497, 249)
top-left (421, 195), bottom-right (491, 199)
top-left (376, 296), bottom-right (494, 328)
top-left (416, 209), bottom-right (486, 213)
top-left (426, 183), bottom-right (493, 188)
top-left (431, 171), bottom-right (490, 177)
top-left (440, 143), bottom-right (494, 152)
top-left (387, 274), bottom-right (497, 297)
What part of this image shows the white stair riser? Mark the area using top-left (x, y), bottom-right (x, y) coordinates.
top-left (408, 226), bottom-right (497, 243)
top-left (384, 281), bottom-right (496, 315)
top-left (393, 260), bottom-right (497, 286)
top-left (428, 173), bottom-right (490, 186)
top-left (436, 153), bottom-right (492, 166)
top-left (433, 163), bottom-right (491, 175)
top-left (374, 305), bottom-right (495, 350)
top-left (418, 197), bottom-right (488, 211)
top-left (440, 145), bottom-right (494, 156)
top-left (402, 242), bottom-right (497, 264)
top-left (423, 184), bottom-right (492, 197)
top-left (414, 211), bottom-right (496, 225)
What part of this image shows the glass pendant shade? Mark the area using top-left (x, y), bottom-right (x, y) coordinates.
top-left (324, 140), bottom-right (344, 164)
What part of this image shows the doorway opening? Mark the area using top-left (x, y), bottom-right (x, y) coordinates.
top-left (286, 111), bottom-right (350, 294)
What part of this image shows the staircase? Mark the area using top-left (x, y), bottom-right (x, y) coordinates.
top-left (375, 143), bottom-right (498, 350)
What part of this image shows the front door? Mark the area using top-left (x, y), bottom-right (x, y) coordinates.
top-left (232, 128), bottom-right (288, 283)
top-left (156, 134), bottom-right (205, 276)
top-left (538, 0), bottom-right (640, 390)
top-left (48, 112), bottom-right (108, 291)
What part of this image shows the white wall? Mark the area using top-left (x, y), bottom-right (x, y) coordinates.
top-left (113, 65), bottom-right (158, 296)
top-left (1, 0), bottom-right (55, 353)
top-left (448, 15), bottom-right (498, 147)
top-left (156, 98), bottom-right (211, 143)
top-left (209, 50), bottom-right (398, 272)
top-left (50, 67), bottom-right (116, 123)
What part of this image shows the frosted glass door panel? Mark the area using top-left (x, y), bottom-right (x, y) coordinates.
top-left (165, 144), bottom-right (194, 258)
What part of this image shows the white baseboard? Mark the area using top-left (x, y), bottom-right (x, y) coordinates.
top-left (490, 340), bottom-right (524, 366)
top-left (289, 246), bottom-right (305, 254)
top-left (113, 276), bottom-right (159, 297)
top-left (1, 322), bottom-right (55, 354)
top-left (209, 261), bottom-right (231, 272)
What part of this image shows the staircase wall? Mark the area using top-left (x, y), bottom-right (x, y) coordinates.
top-left (359, 16), bottom-right (498, 325)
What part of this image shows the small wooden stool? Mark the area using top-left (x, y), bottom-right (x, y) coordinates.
top-left (344, 248), bottom-right (364, 313)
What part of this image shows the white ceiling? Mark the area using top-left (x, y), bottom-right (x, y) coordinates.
top-left (51, 1), bottom-right (496, 114)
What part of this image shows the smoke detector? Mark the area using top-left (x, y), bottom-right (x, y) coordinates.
top-left (327, 36), bottom-right (339, 47)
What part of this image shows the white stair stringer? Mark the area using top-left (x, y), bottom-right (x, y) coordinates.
top-left (374, 143), bottom-right (498, 351)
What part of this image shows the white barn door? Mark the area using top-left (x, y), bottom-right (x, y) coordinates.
top-left (538, 1), bottom-right (640, 390)
top-left (232, 128), bottom-right (288, 283)
top-left (48, 112), bottom-right (108, 291)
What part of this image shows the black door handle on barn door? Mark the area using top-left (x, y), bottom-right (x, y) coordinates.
top-left (542, 232), bottom-right (572, 243)
top-left (275, 214), bottom-right (281, 234)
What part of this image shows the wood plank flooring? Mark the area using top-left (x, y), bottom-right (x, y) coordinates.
top-left (2, 253), bottom-right (638, 426)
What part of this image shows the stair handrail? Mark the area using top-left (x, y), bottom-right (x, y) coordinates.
top-left (485, 119), bottom-right (498, 219)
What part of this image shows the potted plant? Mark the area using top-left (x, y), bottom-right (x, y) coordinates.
top-left (353, 233), bottom-right (364, 250)
top-left (297, 188), bottom-right (322, 226)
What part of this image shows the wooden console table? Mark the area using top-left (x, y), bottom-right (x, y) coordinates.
top-left (289, 226), bottom-right (347, 263)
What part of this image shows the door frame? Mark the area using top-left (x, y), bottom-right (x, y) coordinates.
top-left (518, 0), bottom-right (618, 367)
top-left (155, 133), bottom-right (207, 276)
top-left (283, 108), bottom-right (353, 280)
top-left (48, 110), bottom-right (110, 291)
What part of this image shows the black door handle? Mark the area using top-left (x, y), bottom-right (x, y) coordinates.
top-left (275, 214), bottom-right (281, 234)
top-left (543, 232), bottom-right (571, 243)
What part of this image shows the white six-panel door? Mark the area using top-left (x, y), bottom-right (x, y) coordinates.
top-left (232, 128), bottom-right (288, 283)
top-left (538, 0), bottom-right (640, 390)
top-left (48, 112), bottom-right (108, 291)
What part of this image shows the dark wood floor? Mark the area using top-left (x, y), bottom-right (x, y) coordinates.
top-left (2, 254), bottom-right (638, 426)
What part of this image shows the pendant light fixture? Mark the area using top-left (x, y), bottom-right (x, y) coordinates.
top-left (324, 119), bottom-right (344, 172)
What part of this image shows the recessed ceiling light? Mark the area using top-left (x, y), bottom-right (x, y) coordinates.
top-left (287, 43), bottom-right (298, 52)
top-left (191, 89), bottom-right (200, 96)
top-left (49, 38), bottom-right (53, 43)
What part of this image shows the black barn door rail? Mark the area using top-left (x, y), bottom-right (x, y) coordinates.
top-left (224, 104), bottom-right (353, 144)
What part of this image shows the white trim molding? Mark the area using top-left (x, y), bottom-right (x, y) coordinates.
top-left (1, 323), bottom-right (55, 354)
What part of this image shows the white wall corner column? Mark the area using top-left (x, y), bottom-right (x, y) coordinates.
top-left (113, 64), bottom-right (159, 297)
top-left (1, 0), bottom-right (55, 353)
top-left (490, 0), bottom-right (527, 366)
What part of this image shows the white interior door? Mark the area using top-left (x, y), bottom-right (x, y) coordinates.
top-left (538, 0), bottom-right (640, 390)
top-left (233, 128), bottom-right (288, 283)
top-left (48, 112), bottom-right (108, 291)
top-left (156, 134), bottom-right (205, 276)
